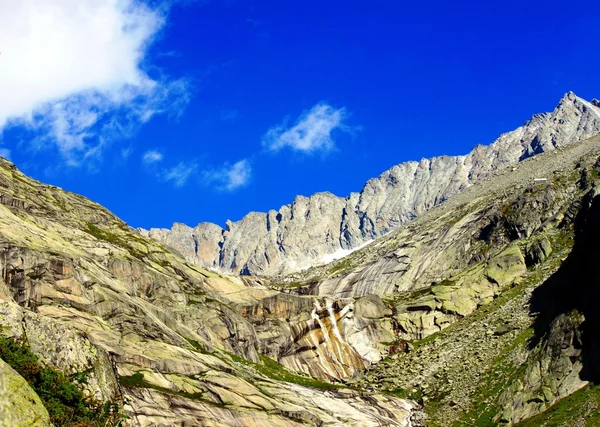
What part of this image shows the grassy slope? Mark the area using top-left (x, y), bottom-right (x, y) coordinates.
top-left (515, 384), bottom-right (600, 427)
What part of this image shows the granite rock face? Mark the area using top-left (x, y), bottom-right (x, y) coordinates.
top-left (338, 134), bottom-right (600, 425)
top-left (0, 358), bottom-right (51, 427)
top-left (0, 158), bottom-right (419, 426)
top-left (2, 96), bottom-right (600, 426)
top-left (142, 92), bottom-right (600, 276)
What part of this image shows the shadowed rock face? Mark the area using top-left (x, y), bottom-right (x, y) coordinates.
top-left (143, 92), bottom-right (600, 276)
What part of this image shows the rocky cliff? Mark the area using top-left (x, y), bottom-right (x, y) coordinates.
top-left (142, 92), bottom-right (600, 276)
top-left (2, 96), bottom-right (600, 426)
top-left (0, 158), bottom-right (419, 426)
top-left (274, 129), bottom-right (600, 425)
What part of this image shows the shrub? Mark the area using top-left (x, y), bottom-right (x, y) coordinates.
top-left (0, 336), bottom-right (123, 426)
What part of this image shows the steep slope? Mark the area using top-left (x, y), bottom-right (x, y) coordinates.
top-left (0, 159), bottom-right (418, 426)
top-left (143, 92), bottom-right (600, 276)
top-left (3, 104), bottom-right (600, 427)
top-left (271, 132), bottom-right (600, 425)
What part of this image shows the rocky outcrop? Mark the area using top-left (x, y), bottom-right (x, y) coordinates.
top-left (143, 92), bottom-right (600, 276)
top-left (288, 132), bottom-right (600, 299)
top-left (495, 181), bottom-right (600, 424)
top-left (0, 158), bottom-right (419, 426)
top-left (0, 358), bottom-right (51, 427)
top-left (496, 310), bottom-right (587, 424)
top-left (339, 133), bottom-right (600, 425)
top-left (240, 294), bottom-right (399, 380)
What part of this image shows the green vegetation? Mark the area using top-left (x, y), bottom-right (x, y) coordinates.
top-left (119, 372), bottom-right (205, 401)
top-left (269, 281), bottom-right (307, 290)
top-left (327, 257), bottom-right (354, 276)
top-left (84, 222), bottom-right (146, 259)
top-left (154, 258), bottom-right (173, 269)
top-left (384, 386), bottom-right (424, 402)
top-left (118, 372), bottom-right (145, 388)
top-left (515, 383), bottom-right (600, 427)
top-left (184, 337), bottom-right (209, 354)
top-left (455, 328), bottom-right (533, 426)
top-left (0, 335), bottom-right (123, 426)
top-left (383, 283), bottom-right (435, 306)
top-left (228, 352), bottom-right (342, 390)
top-left (448, 231), bottom-right (575, 426)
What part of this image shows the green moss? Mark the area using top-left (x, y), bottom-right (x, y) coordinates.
top-left (154, 258), bottom-right (173, 269)
top-left (119, 372), bottom-right (205, 401)
top-left (184, 337), bottom-right (209, 354)
top-left (269, 281), bottom-right (308, 290)
top-left (515, 383), bottom-right (600, 426)
top-left (119, 372), bottom-right (145, 388)
top-left (0, 335), bottom-right (123, 426)
top-left (327, 257), bottom-right (354, 276)
top-left (85, 223), bottom-right (122, 245)
top-left (383, 283), bottom-right (437, 306)
top-left (84, 222), bottom-right (146, 259)
top-left (227, 353), bottom-right (341, 390)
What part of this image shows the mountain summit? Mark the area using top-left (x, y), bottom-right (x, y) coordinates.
top-left (142, 92), bottom-right (600, 276)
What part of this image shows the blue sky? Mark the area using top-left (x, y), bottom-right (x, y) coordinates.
top-left (1, 0), bottom-right (599, 229)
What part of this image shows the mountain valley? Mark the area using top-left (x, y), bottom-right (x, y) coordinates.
top-left (1, 93), bottom-right (600, 426)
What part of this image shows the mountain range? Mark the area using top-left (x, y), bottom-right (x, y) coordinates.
top-left (142, 92), bottom-right (600, 277)
top-left (2, 92), bottom-right (600, 426)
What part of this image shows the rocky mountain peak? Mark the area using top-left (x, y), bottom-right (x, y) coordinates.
top-left (3, 93), bottom-right (600, 427)
top-left (142, 93), bottom-right (600, 277)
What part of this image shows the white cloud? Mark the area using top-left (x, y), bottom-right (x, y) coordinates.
top-left (262, 103), bottom-right (351, 153)
top-left (165, 161), bottom-right (197, 187)
top-left (121, 146), bottom-right (133, 160)
top-left (142, 149), bottom-right (164, 165)
top-left (205, 159), bottom-right (252, 191)
top-left (0, 0), bottom-right (190, 165)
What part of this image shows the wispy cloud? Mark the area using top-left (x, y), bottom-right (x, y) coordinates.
top-left (165, 161), bottom-right (198, 187)
top-left (142, 150), bottom-right (164, 165)
top-left (205, 159), bottom-right (252, 191)
top-left (220, 109), bottom-right (239, 122)
top-left (121, 146), bottom-right (133, 160)
top-left (262, 103), bottom-right (352, 154)
top-left (156, 50), bottom-right (183, 58)
top-left (0, 0), bottom-right (191, 165)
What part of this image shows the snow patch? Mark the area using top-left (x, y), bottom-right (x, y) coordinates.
top-left (320, 240), bottom-right (374, 265)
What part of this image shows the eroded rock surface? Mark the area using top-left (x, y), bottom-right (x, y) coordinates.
top-left (324, 134), bottom-right (600, 425)
top-left (0, 358), bottom-right (51, 427)
top-left (0, 159), bottom-right (418, 426)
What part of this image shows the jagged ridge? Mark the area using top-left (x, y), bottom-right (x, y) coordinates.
top-left (142, 92), bottom-right (600, 276)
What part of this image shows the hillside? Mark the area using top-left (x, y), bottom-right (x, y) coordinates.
top-left (0, 158), bottom-right (417, 426)
top-left (273, 131), bottom-right (600, 425)
top-left (1, 99), bottom-right (600, 427)
top-left (143, 92), bottom-right (600, 276)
